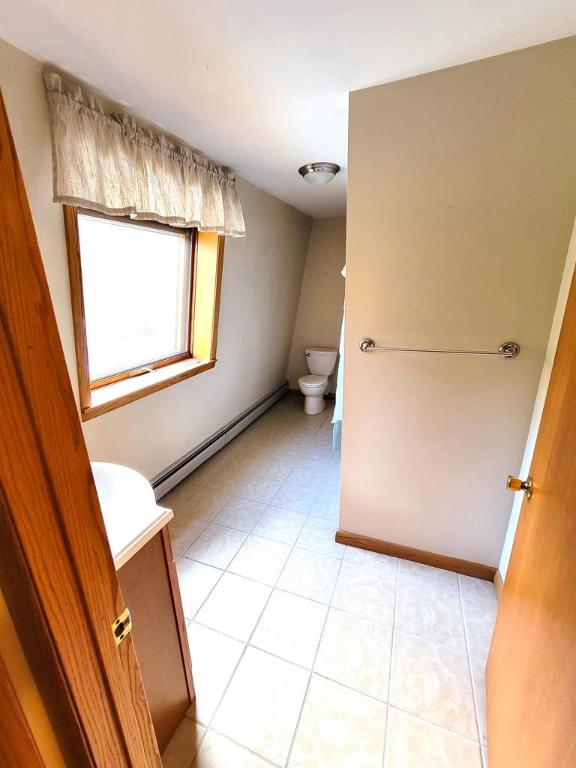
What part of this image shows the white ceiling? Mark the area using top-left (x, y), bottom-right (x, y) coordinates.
top-left (1, 1), bottom-right (575, 218)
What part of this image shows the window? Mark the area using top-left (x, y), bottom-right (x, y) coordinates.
top-left (78, 213), bottom-right (193, 385)
top-left (65, 207), bottom-right (224, 420)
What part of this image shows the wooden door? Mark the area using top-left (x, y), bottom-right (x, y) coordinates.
top-left (487, 267), bottom-right (576, 766)
top-left (0, 91), bottom-right (161, 766)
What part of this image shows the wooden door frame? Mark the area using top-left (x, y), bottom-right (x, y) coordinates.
top-left (0, 651), bottom-right (47, 768)
top-left (0, 91), bottom-right (161, 766)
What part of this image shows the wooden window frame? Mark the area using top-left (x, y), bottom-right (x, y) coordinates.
top-left (64, 206), bottom-right (225, 421)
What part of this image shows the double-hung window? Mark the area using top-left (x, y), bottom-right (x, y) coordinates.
top-left (66, 207), bottom-right (224, 420)
top-left (78, 212), bottom-right (193, 385)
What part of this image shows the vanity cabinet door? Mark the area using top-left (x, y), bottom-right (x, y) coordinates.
top-left (117, 528), bottom-right (194, 752)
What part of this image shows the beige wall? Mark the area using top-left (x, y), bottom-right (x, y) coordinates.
top-left (342, 37), bottom-right (576, 567)
top-left (0, 38), bottom-right (311, 480)
top-left (287, 217), bottom-right (346, 387)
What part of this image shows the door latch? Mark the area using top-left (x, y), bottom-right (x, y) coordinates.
top-left (507, 475), bottom-right (533, 499)
top-left (112, 607), bottom-right (132, 646)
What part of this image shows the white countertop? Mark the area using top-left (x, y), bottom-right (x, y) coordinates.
top-left (91, 462), bottom-right (173, 570)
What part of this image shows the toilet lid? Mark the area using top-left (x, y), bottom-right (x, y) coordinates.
top-left (299, 374), bottom-right (327, 387)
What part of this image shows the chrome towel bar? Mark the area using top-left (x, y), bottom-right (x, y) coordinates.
top-left (359, 338), bottom-right (520, 359)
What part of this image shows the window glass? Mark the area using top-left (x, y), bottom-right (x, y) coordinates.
top-left (77, 214), bottom-right (191, 381)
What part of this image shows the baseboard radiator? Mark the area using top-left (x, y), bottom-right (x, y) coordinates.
top-left (152, 382), bottom-right (289, 500)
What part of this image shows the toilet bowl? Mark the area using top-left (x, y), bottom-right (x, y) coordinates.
top-left (298, 347), bottom-right (338, 415)
top-left (298, 374), bottom-right (329, 414)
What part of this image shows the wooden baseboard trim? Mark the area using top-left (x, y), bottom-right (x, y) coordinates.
top-left (335, 530), bottom-right (497, 582)
top-left (493, 569), bottom-right (503, 600)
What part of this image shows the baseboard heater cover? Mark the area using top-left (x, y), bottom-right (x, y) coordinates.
top-left (151, 382), bottom-right (289, 500)
top-left (335, 529), bottom-right (497, 582)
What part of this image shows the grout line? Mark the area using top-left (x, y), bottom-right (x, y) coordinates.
top-left (190, 481), bottom-right (310, 744)
top-left (174, 400), bottom-right (489, 766)
top-left (187, 644), bottom-right (483, 753)
top-left (177, 548), bottom-right (229, 622)
top-left (202, 726), bottom-right (282, 767)
top-left (188, 723), bottom-right (208, 768)
top-left (458, 574), bottom-right (485, 749)
top-left (188, 586), bottom-right (470, 657)
top-left (386, 704), bottom-right (483, 746)
top-left (283, 541), bottom-right (346, 767)
top-left (381, 557), bottom-right (400, 768)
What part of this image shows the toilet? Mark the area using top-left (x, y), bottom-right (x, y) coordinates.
top-left (298, 347), bottom-right (339, 415)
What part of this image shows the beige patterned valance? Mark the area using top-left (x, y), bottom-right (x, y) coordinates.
top-left (43, 72), bottom-right (246, 236)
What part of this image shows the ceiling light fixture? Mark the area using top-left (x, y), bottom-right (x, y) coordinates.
top-left (298, 162), bottom-right (340, 185)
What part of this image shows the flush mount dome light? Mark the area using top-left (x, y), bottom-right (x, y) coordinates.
top-left (298, 162), bottom-right (340, 185)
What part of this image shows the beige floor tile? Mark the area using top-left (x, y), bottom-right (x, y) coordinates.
top-left (396, 581), bottom-right (466, 651)
top-left (184, 460), bottom-right (220, 485)
top-left (174, 399), bottom-right (496, 768)
top-left (470, 656), bottom-right (487, 745)
top-left (186, 524), bottom-right (247, 569)
top-left (194, 731), bottom-right (271, 768)
top-left (384, 707), bottom-right (482, 768)
top-left (295, 517), bottom-right (345, 559)
top-left (271, 481), bottom-right (318, 513)
top-left (162, 718), bottom-right (206, 768)
top-left (462, 603), bottom-right (497, 663)
top-left (289, 675), bottom-right (387, 768)
top-left (288, 465), bottom-right (331, 488)
top-left (343, 546), bottom-right (398, 580)
top-left (177, 559), bottom-right (222, 620)
top-left (273, 476), bottom-right (339, 518)
top-left (459, 575), bottom-right (498, 610)
top-left (195, 572), bottom-right (271, 641)
top-left (212, 647), bottom-right (309, 766)
top-left (259, 456), bottom-right (295, 478)
top-left (252, 506), bottom-right (307, 545)
top-left (251, 590), bottom-right (327, 667)
top-left (390, 632), bottom-right (477, 740)
top-left (314, 609), bottom-right (392, 700)
top-left (228, 535), bottom-right (292, 586)
top-left (399, 560), bottom-right (459, 589)
top-left (187, 623), bottom-right (244, 725)
top-left (307, 498), bottom-right (340, 521)
top-left (213, 497), bottom-right (267, 532)
top-left (177, 485), bottom-right (233, 522)
top-left (460, 575), bottom-right (498, 663)
top-left (277, 547), bottom-right (341, 604)
top-left (332, 562), bottom-right (396, 624)
top-left (169, 518), bottom-right (208, 559)
top-left (233, 473), bottom-right (286, 504)
top-left (161, 478), bottom-right (197, 511)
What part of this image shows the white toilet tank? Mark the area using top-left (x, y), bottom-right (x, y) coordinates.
top-left (305, 347), bottom-right (338, 375)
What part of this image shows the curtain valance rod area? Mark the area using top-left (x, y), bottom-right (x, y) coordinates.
top-left (44, 71), bottom-right (246, 236)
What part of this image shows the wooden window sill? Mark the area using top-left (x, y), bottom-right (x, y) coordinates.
top-left (82, 358), bottom-right (216, 421)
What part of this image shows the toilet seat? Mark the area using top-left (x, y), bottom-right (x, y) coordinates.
top-left (298, 374), bottom-right (327, 388)
top-left (298, 374), bottom-right (329, 415)
top-left (298, 347), bottom-right (337, 415)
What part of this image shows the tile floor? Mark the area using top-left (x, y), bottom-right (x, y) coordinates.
top-left (161, 395), bottom-right (497, 768)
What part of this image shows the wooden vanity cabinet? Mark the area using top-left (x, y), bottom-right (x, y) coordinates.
top-left (117, 526), bottom-right (194, 752)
